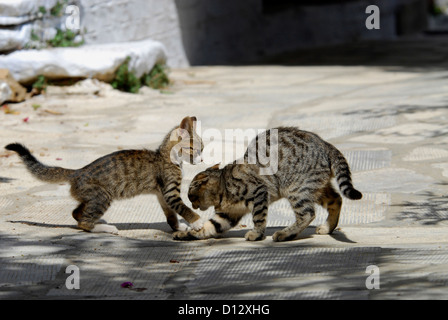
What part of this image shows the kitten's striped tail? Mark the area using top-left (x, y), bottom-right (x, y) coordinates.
top-left (330, 149), bottom-right (362, 200)
top-left (5, 143), bottom-right (74, 183)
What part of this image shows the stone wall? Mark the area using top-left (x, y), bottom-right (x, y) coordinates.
top-left (79, 0), bottom-right (188, 67)
top-left (0, 0), bottom-right (429, 67)
top-left (0, 0), bottom-right (188, 67)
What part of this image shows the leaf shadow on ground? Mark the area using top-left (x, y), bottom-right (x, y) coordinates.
top-left (1, 226), bottom-right (448, 299)
top-left (0, 230), bottom-right (373, 300)
top-left (223, 226), bottom-right (357, 244)
top-left (391, 191), bottom-right (448, 226)
top-left (7, 220), bottom-right (182, 233)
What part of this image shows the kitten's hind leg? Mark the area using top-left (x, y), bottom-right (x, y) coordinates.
top-left (73, 203), bottom-right (109, 224)
top-left (245, 185), bottom-right (269, 241)
top-left (316, 183), bottom-right (342, 235)
top-left (273, 191), bottom-right (317, 242)
top-left (72, 203), bottom-right (85, 222)
top-left (77, 194), bottom-right (118, 235)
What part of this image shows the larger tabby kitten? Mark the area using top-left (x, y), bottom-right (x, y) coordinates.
top-left (174, 127), bottom-right (362, 242)
top-left (6, 116), bottom-right (203, 234)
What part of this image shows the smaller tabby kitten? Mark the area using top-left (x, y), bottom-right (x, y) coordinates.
top-left (174, 127), bottom-right (362, 242)
top-left (6, 116), bottom-right (203, 234)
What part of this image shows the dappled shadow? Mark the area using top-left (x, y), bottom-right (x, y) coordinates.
top-left (9, 220), bottom-right (77, 230)
top-left (172, 245), bottom-right (380, 299)
top-left (0, 230), bottom-right (198, 299)
top-left (392, 191), bottom-right (448, 225)
top-left (171, 245), bottom-right (448, 299)
top-left (224, 226), bottom-right (313, 241)
top-left (369, 248), bottom-right (448, 299)
top-left (329, 229), bottom-right (357, 244)
top-left (0, 177), bottom-right (13, 183)
top-left (223, 226), bottom-right (357, 244)
top-left (2, 226), bottom-right (448, 299)
top-left (7, 220), bottom-right (174, 233)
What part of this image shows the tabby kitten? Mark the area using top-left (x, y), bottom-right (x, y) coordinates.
top-left (6, 116), bottom-right (203, 234)
top-left (173, 126), bottom-right (362, 242)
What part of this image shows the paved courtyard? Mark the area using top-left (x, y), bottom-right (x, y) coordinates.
top-left (1, 37), bottom-right (448, 300)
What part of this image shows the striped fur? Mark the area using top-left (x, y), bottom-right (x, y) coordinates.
top-left (173, 126), bottom-right (362, 242)
top-left (5, 116), bottom-right (203, 234)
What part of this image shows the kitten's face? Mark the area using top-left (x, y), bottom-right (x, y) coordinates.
top-left (170, 116), bottom-right (203, 165)
top-left (179, 132), bottom-right (203, 165)
top-left (188, 165), bottom-right (221, 210)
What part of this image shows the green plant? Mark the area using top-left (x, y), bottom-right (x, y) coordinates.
top-left (32, 75), bottom-right (48, 91)
top-left (141, 63), bottom-right (170, 89)
top-left (111, 57), bottom-right (142, 94)
top-left (47, 29), bottom-right (84, 48)
top-left (111, 58), bottom-right (171, 94)
top-left (50, 0), bottom-right (67, 17)
top-left (30, 29), bottom-right (40, 42)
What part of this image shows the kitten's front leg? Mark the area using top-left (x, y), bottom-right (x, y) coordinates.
top-left (161, 180), bottom-right (203, 230)
top-left (245, 185), bottom-right (268, 241)
top-left (173, 212), bottom-right (240, 240)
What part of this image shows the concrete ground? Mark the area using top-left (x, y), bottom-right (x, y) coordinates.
top-left (1, 36), bottom-right (448, 300)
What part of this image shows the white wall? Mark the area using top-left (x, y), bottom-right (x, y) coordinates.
top-left (79, 0), bottom-right (189, 67)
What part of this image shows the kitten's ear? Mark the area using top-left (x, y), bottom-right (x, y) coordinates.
top-left (180, 116), bottom-right (194, 133)
top-left (191, 116), bottom-right (198, 131)
top-left (210, 163), bottom-right (220, 170)
top-left (193, 173), bottom-right (209, 184)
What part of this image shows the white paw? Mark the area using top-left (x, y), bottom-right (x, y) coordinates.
top-left (245, 230), bottom-right (265, 241)
top-left (91, 224), bottom-right (119, 235)
top-left (177, 223), bottom-right (191, 232)
top-left (316, 224), bottom-right (330, 235)
top-left (190, 219), bottom-right (204, 231)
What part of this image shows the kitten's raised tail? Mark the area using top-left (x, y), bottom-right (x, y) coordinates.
top-left (5, 143), bottom-right (74, 183)
top-left (330, 149), bottom-right (363, 200)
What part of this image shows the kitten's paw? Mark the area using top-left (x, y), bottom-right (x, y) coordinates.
top-left (91, 224), bottom-right (119, 235)
top-left (189, 219), bottom-right (204, 231)
top-left (173, 230), bottom-right (199, 241)
top-left (244, 230), bottom-right (265, 241)
top-left (176, 223), bottom-right (191, 232)
top-left (316, 224), bottom-right (330, 235)
top-left (272, 230), bottom-right (298, 242)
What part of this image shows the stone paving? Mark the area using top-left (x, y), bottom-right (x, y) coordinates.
top-left (1, 37), bottom-right (448, 300)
